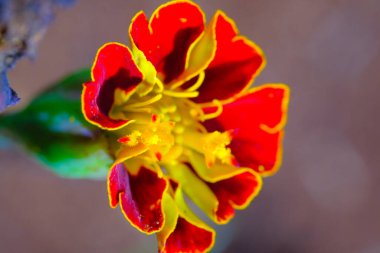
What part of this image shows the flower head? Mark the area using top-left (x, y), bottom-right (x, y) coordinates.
top-left (82, 1), bottom-right (289, 252)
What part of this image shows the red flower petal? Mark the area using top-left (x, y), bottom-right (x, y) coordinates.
top-left (163, 217), bottom-right (214, 253)
top-left (130, 1), bottom-right (204, 83)
top-left (82, 43), bottom-right (143, 130)
top-left (208, 171), bottom-right (261, 223)
top-left (108, 163), bottom-right (167, 234)
top-left (157, 190), bottom-right (215, 253)
top-left (204, 84), bottom-right (290, 176)
top-left (194, 12), bottom-right (265, 103)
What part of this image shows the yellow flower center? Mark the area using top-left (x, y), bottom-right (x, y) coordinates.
top-left (109, 48), bottom-right (234, 170)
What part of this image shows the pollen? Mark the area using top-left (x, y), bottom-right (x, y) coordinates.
top-left (126, 131), bottom-right (142, 146)
top-left (201, 131), bottom-right (234, 167)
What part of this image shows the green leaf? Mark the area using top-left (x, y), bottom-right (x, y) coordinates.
top-left (0, 69), bottom-right (113, 179)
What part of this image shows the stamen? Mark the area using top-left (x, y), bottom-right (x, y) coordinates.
top-left (182, 99), bottom-right (223, 122)
top-left (125, 130), bottom-right (142, 146)
top-left (182, 130), bottom-right (234, 167)
top-left (201, 99), bottom-right (223, 121)
top-left (170, 71), bottom-right (205, 91)
top-left (186, 71), bottom-right (205, 92)
top-left (163, 89), bottom-right (199, 98)
top-left (169, 79), bottom-right (186, 91)
top-left (110, 68), bottom-right (225, 170)
top-left (123, 94), bottom-right (162, 109)
top-left (155, 78), bottom-right (164, 92)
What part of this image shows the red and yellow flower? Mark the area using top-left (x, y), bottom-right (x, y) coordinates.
top-left (81, 1), bottom-right (289, 252)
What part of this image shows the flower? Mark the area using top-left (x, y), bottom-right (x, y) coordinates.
top-left (81, 1), bottom-right (289, 252)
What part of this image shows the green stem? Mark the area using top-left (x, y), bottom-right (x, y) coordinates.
top-left (0, 113), bottom-right (12, 130)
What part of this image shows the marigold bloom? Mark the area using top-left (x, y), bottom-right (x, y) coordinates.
top-left (82, 1), bottom-right (289, 252)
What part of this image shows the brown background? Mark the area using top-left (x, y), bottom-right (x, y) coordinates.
top-left (1, 0), bottom-right (380, 252)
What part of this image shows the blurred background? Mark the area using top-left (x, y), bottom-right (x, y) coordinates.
top-left (1, 0), bottom-right (379, 252)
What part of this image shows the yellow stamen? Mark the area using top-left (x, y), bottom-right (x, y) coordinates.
top-left (201, 99), bottom-right (223, 121)
top-left (155, 78), bottom-right (164, 92)
top-left (124, 94), bottom-right (162, 109)
top-left (169, 71), bottom-right (205, 91)
top-left (169, 79), bottom-right (186, 91)
top-left (163, 89), bottom-right (199, 98)
top-left (182, 99), bottom-right (223, 122)
top-left (125, 130), bottom-right (142, 146)
top-left (186, 71), bottom-right (205, 92)
top-left (182, 130), bottom-right (234, 167)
